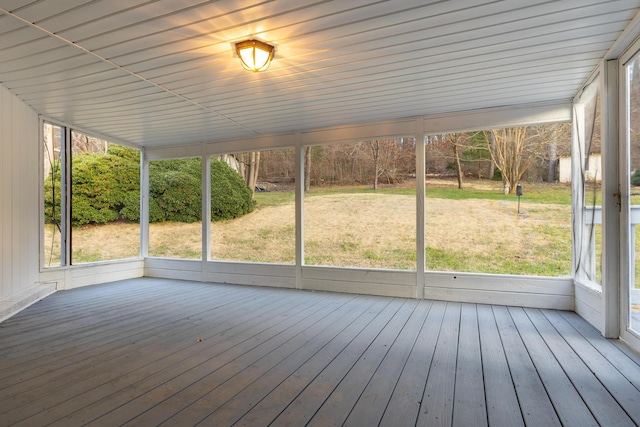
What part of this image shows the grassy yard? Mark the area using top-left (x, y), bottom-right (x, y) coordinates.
top-left (45, 179), bottom-right (580, 277)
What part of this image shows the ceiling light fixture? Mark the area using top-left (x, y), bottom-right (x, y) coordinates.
top-left (235, 39), bottom-right (275, 72)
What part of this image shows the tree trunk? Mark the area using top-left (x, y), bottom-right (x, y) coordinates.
top-left (249, 151), bottom-right (260, 193)
top-left (304, 146), bottom-right (311, 192)
top-left (236, 153), bottom-right (246, 182)
top-left (451, 136), bottom-right (463, 189)
top-left (488, 131), bottom-right (496, 179)
top-left (453, 143), bottom-right (463, 189)
top-left (370, 141), bottom-right (380, 190)
top-left (43, 124), bottom-right (55, 178)
top-left (239, 152), bottom-right (261, 195)
top-left (548, 128), bottom-right (558, 182)
top-left (425, 135), bottom-right (430, 176)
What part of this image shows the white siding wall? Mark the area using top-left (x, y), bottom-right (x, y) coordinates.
top-left (0, 84), bottom-right (54, 321)
top-left (39, 259), bottom-right (144, 291)
top-left (575, 283), bottom-right (604, 332)
top-left (0, 85), bottom-right (143, 322)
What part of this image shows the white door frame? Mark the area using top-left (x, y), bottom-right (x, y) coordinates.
top-left (618, 40), bottom-right (640, 350)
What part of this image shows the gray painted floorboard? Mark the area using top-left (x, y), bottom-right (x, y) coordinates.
top-left (1, 278), bottom-right (639, 427)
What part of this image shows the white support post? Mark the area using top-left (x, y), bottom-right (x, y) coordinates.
top-left (295, 134), bottom-right (304, 290)
top-left (603, 59), bottom-right (620, 338)
top-left (38, 117), bottom-right (45, 271)
top-left (202, 151), bottom-right (211, 263)
top-left (62, 126), bottom-right (71, 266)
top-left (416, 119), bottom-right (426, 299)
top-left (140, 149), bottom-right (149, 258)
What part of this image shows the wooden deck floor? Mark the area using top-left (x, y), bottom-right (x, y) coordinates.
top-left (1, 278), bottom-right (640, 427)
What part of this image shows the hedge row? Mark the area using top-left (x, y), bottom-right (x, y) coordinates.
top-left (44, 146), bottom-right (255, 226)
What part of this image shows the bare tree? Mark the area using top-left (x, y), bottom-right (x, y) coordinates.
top-left (360, 139), bottom-right (412, 189)
top-left (529, 123), bottom-right (571, 182)
top-left (257, 148), bottom-right (295, 183)
top-left (43, 123), bottom-right (60, 179)
top-left (425, 134), bottom-right (451, 176)
top-left (448, 133), bottom-right (464, 189)
top-left (72, 132), bottom-right (108, 154)
top-left (537, 123), bottom-right (570, 182)
top-left (488, 131), bottom-right (496, 179)
top-left (548, 134), bottom-right (558, 182)
top-left (486, 127), bottom-right (532, 194)
top-left (233, 152), bottom-right (261, 194)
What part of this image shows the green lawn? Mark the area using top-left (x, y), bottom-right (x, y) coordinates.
top-left (51, 179), bottom-right (584, 278)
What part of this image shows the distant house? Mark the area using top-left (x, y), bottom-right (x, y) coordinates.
top-left (559, 153), bottom-right (601, 183)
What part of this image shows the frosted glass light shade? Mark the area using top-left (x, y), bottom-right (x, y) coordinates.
top-left (235, 39), bottom-right (275, 72)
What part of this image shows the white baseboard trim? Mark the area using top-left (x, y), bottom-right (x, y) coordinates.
top-left (0, 282), bottom-right (57, 324)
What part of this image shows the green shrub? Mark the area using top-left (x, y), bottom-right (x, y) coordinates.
top-left (43, 160), bottom-right (62, 225)
top-left (71, 152), bottom-right (138, 225)
top-left (108, 144), bottom-right (140, 162)
top-left (44, 147), bottom-right (255, 226)
top-left (210, 159), bottom-right (256, 220)
top-left (632, 169), bottom-right (640, 186)
top-left (43, 146), bottom-right (142, 226)
top-left (147, 157), bottom-right (255, 222)
top-left (149, 166), bottom-right (202, 223)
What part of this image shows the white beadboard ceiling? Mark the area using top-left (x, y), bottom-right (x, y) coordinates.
top-left (1, 0), bottom-right (639, 148)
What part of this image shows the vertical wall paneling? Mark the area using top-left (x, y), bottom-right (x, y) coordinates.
top-left (11, 91), bottom-right (21, 297)
top-left (38, 260), bottom-right (144, 292)
top-left (0, 85), bottom-right (9, 301)
top-left (30, 105), bottom-right (39, 281)
top-left (0, 86), bottom-right (142, 319)
top-left (15, 91), bottom-right (39, 296)
top-left (575, 282), bottom-right (605, 331)
top-left (0, 83), bottom-right (48, 313)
